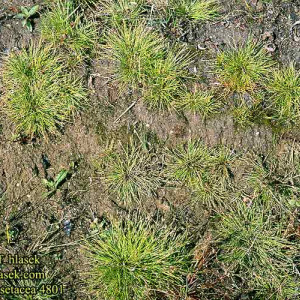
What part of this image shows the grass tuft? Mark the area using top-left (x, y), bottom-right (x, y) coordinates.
top-left (99, 0), bottom-right (146, 24)
top-left (142, 47), bottom-right (192, 110)
top-left (216, 40), bottom-right (274, 93)
top-left (82, 218), bottom-right (191, 300)
top-left (103, 22), bottom-right (192, 109)
top-left (239, 149), bottom-right (300, 212)
top-left (1, 44), bottom-right (86, 137)
top-left (166, 141), bottom-right (235, 207)
top-left (166, 140), bottom-right (212, 187)
top-left (166, 141), bottom-right (233, 186)
top-left (231, 104), bottom-right (254, 127)
top-left (266, 64), bottom-right (300, 127)
top-left (174, 89), bottom-right (221, 118)
top-left (103, 22), bottom-right (164, 89)
top-left (217, 203), bottom-right (299, 298)
top-left (98, 141), bottom-right (162, 202)
top-left (40, 0), bottom-right (97, 63)
top-left (171, 0), bottom-right (219, 21)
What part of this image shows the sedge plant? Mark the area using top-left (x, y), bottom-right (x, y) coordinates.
top-left (166, 141), bottom-right (235, 207)
top-left (216, 203), bottom-right (299, 298)
top-left (103, 22), bottom-right (165, 89)
top-left (174, 89), bottom-right (221, 118)
top-left (166, 140), bottom-right (213, 187)
top-left (99, 0), bottom-right (146, 24)
top-left (231, 104), bottom-right (255, 127)
top-left (216, 40), bottom-right (274, 93)
top-left (1, 44), bottom-right (86, 137)
top-left (98, 141), bottom-right (162, 202)
top-left (40, 0), bottom-right (97, 63)
top-left (103, 22), bottom-right (192, 109)
top-left (82, 218), bottom-right (191, 300)
top-left (266, 64), bottom-right (300, 127)
top-left (193, 145), bottom-right (235, 207)
top-left (142, 47), bottom-right (192, 110)
top-left (240, 150), bottom-right (300, 212)
top-left (171, 0), bottom-right (219, 21)
top-left (166, 141), bottom-right (233, 187)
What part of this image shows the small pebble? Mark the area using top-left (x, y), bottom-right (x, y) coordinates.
top-left (63, 219), bottom-right (72, 236)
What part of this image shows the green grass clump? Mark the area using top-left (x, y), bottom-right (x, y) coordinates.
top-left (166, 141), bottom-right (235, 207)
top-left (243, 156), bottom-right (273, 194)
top-left (83, 218), bottom-right (191, 300)
top-left (240, 150), bottom-right (300, 211)
top-left (231, 104), bottom-right (255, 127)
top-left (166, 140), bottom-right (213, 187)
top-left (103, 23), bottom-right (164, 89)
top-left (166, 141), bottom-right (234, 207)
top-left (1, 44), bottom-right (86, 137)
top-left (216, 40), bottom-right (273, 93)
top-left (166, 141), bottom-right (233, 186)
top-left (98, 142), bottom-right (162, 202)
top-left (194, 146), bottom-right (234, 207)
top-left (103, 23), bottom-right (192, 109)
top-left (216, 204), bottom-right (299, 298)
top-left (142, 48), bottom-right (192, 110)
top-left (266, 65), bottom-right (300, 127)
top-left (171, 0), bottom-right (219, 21)
top-left (99, 0), bottom-right (146, 24)
top-left (40, 0), bottom-right (97, 62)
top-left (174, 90), bottom-right (221, 118)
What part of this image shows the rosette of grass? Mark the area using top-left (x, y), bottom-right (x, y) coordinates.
top-left (216, 40), bottom-right (274, 93)
top-left (40, 0), bottom-right (97, 62)
top-left (82, 218), bottom-right (191, 299)
top-left (1, 43), bottom-right (86, 137)
top-left (98, 142), bottom-right (162, 202)
top-left (216, 204), bottom-right (299, 298)
top-left (266, 64), bottom-right (300, 127)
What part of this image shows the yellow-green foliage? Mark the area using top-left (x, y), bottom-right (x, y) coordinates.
top-left (174, 90), bottom-right (221, 118)
top-left (98, 142), bottom-right (162, 202)
top-left (217, 203), bottom-right (299, 298)
top-left (83, 218), bottom-right (191, 299)
top-left (1, 44), bottom-right (86, 137)
top-left (172, 0), bottom-right (219, 21)
top-left (103, 23), bottom-right (192, 109)
top-left (99, 0), bottom-right (146, 24)
top-left (266, 65), bottom-right (300, 126)
top-left (216, 40), bottom-right (274, 93)
top-left (40, 0), bottom-right (97, 61)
